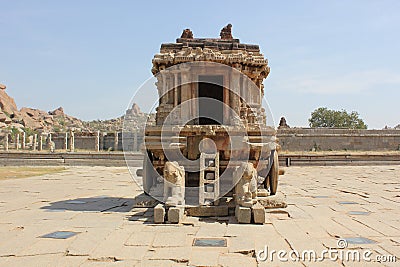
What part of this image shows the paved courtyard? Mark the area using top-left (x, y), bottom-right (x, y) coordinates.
top-left (0, 165), bottom-right (399, 266)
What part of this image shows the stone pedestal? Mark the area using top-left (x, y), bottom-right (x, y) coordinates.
top-left (154, 204), bottom-right (165, 223)
top-left (168, 206), bottom-right (184, 224)
top-left (252, 203), bottom-right (265, 224)
top-left (235, 205), bottom-right (251, 224)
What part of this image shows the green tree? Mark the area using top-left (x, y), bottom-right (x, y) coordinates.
top-left (309, 107), bottom-right (367, 129)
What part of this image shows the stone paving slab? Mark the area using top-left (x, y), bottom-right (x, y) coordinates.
top-left (0, 165), bottom-right (399, 266)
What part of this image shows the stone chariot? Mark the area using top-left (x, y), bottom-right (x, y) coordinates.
top-left (141, 25), bottom-right (280, 224)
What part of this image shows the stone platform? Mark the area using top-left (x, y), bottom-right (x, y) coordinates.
top-left (0, 166), bottom-right (399, 266)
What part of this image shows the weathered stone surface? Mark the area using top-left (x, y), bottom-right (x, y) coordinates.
top-left (186, 205), bottom-right (229, 217)
top-left (252, 203), bottom-right (265, 224)
top-left (0, 165), bottom-right (400, 266)
top-left (167, 206), bottom-right (184, 223)
top-left (154, 204), bottom-right (165, 224)
top-left (152, 231), bottom-right (187, 247)
top-left (235, 205), bottom-right (251, 224)
top-left (278, 128), bottom-right (400, 151)
top-left (258, 192), bottom-right (287, 209)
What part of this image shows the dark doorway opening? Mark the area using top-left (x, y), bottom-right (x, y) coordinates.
top-left (198, 75), bottom-right (224, 125)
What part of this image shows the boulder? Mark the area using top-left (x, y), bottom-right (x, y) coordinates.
top-left (20, 107), bottom-right (40, 119)
top-left (0, 111), bottom-right (7, 122)
top-left (126, 103), bottom-right (143, 116)
top-left (21, 115), bottom-right (43, 130)
top-left (0, 87), bottom-right (18, 115)
top-left (49, 107), bottom-right (64, 116)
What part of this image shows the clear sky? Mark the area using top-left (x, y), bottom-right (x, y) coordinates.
top-left (1, 0), bottom-right (399, 129)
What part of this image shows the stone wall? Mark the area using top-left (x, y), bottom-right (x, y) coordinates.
top-left (1, 128), bottom-right (399, 152)
top-left (277, 128), bottom-right (400, 151)
top-left (51, 132), bottom-right (144, 151)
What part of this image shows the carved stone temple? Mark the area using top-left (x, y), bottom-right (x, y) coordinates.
top-left (142, 25), bottom-right (281, 224)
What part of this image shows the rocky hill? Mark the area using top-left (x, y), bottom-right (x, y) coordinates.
top-left (0, 83), bottom-right (146, 133)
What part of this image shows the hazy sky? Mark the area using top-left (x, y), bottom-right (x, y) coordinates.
top-left (1, 1), bottom-right (399, 129)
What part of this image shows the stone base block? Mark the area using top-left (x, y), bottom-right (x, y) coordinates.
top-left (154, 204), bottom-right (165, 223)
top-left (235, 205), bottom-right (251, 224)
top-left (186, 206), bottom-right (229, 217)
top-left (168, 206), bottom-right (184, 224)
top-left (252, 203), bottom-right (265, 224)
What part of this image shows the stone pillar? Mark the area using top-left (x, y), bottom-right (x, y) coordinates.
top-left (39, 134), bottom-right (43, 151)
top-left (167, 75), bottom-right (174, 104)
top-left (173, 72), bottom-right (178, 106)
top-left (16, 134), bottom-right (20, 150)
top-left (114, 132), bottom-right (119, 151)
top-left (95, 131), bottom-right (100, 152)
top-left (161, 72), bottom-right (166, 104)
top-left (160, 72), bottom-right (168, 105)
top-left (33, 134), bottom-right (37, 151)
top-left (48, 133), bottom-right (54, 152)
top-left (46, 134), bottom-right (51, 150)
top-left (5, 133), bottom-right (8, 151)
top-left (133, 131), bottom-right (138, 151)
top-left (242, 77), bottom-right (250, 105)
top-left (22, 132), bottom-right (26, 150)
top-left (69, 130), bottom-right (75, 152)
top-left (180, 67), bottom-right (191, 121)
top-left (99, 132), bottom-right (104, 151)
top-left (230, 71), bottom-right (241, 123)
top-left (64, 132), bottom-right (68, 151)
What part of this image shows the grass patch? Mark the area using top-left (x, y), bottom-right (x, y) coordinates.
top-left (0, 167), bottom-right (66, 180)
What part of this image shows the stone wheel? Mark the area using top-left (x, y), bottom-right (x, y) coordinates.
top-left (267, 151), bottom-right (279, 195)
